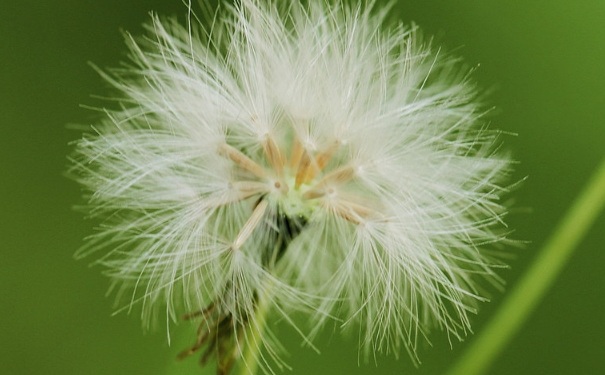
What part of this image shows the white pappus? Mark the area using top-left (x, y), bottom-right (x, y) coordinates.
top-left (70, 0), bottom-right (514, 374)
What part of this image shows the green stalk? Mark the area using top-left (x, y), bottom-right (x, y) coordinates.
top-left (447, 157), bottom-right (605, 375)
top-left (237, 286), bottom-right (272, 375)
top-left (165, 286), bottom-right (273, 375)
top-left (238, 281), bottom-right (273, 375)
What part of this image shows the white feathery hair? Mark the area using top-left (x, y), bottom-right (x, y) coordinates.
top-left (70, 0), bottom-right (513, 370)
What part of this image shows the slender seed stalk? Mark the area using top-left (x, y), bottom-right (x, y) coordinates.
top-left (237, 285), bottom-right (273, 375)
top-left (447, 157), bottom-right (605, 375)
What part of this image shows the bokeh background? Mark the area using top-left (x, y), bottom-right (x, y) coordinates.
top-left (2, 1), bottom-right (604, 374)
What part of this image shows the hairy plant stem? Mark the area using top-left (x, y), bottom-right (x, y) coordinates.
top-left (447, 157), bottom-right (605, 375)
top-left (236, 285), bottom-right (272, 375)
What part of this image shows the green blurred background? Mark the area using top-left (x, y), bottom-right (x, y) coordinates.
top-left (2, 0), bottom-right (604, 374)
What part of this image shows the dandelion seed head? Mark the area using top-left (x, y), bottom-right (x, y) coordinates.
top-left (70, 0), bottom-right (514, 371)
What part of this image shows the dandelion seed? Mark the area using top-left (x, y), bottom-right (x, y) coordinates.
top-left (70, 0), bottom-right (514, 373)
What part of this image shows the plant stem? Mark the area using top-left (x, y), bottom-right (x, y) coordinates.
top-left (237, 283), bottom-right (273, 375)
top-left (447, 157), bottom-right (605, 375)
